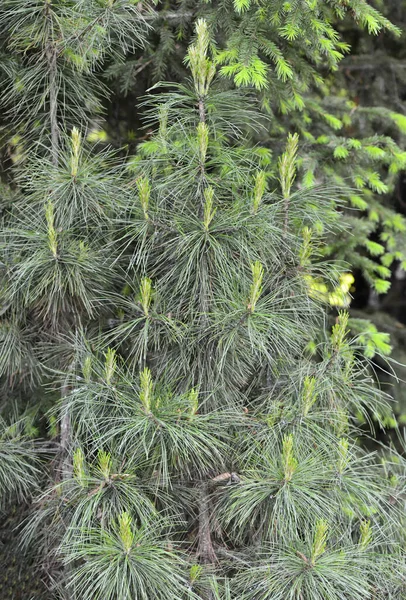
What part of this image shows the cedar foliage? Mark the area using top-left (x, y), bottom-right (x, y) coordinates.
top-left (0, 2), bottom-right (405, 599)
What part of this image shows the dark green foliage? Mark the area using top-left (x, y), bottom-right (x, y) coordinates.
top-left (0, 2), bottom-right (405, 600)
top-left (0, 0), bottom-right (152, 142)
top-left (0, 416), bottom-right (40, 507)
top-left (99, 0), bottom-right (406, 293)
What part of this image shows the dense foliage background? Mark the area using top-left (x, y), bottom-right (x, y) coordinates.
top-left (0, 1), bottom-right (405, 598)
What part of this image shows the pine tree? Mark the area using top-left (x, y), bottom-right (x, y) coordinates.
top-left (0, 5), bottom-right (405, 600)
top-left (102, 0), bottom-right (406, 420)
top-left (100, 0), bottom-right (406, 296)
top-left (2, 1), bottom-right (405, 296)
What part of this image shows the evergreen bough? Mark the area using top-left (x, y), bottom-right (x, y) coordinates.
top-left (0, 5), bottom-right (404, 600)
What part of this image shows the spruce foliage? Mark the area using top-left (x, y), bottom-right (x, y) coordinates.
top-left (0, 3), bottom-right (405, 600)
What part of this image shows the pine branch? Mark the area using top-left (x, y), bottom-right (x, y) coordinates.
top-left (44, 0), bottom-right (59, 165)
top-left (197, 481), bottom-right (217, 565)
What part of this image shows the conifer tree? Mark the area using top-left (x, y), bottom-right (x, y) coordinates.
top-left (103, 0), bottom-right (406, 295)
top-left (0, 5), bottom-right (405, 600)
top-left (0, 0), bottom-right (153, 478)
